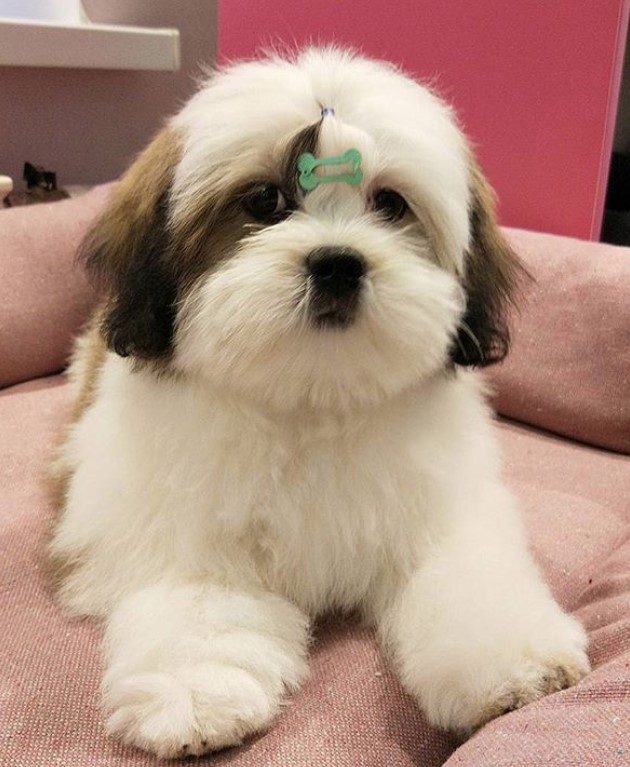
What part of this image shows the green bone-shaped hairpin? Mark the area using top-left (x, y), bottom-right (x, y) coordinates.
top-left (297, 148), bottom-right (363, 191)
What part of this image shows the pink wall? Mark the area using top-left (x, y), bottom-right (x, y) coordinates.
top-left (219, 1), bottom-right (630, 240)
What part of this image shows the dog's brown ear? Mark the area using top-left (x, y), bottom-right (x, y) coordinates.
top-left (450, 159), bottom-right (526, 367)
top-left (80, 127), bottom-right (182, 359)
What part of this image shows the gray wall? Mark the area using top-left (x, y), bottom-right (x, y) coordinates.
top-left (1, 1), bottom-right (217, 186)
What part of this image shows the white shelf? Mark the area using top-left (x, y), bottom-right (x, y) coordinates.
top-left (0, 18), bottom-right (180, 71)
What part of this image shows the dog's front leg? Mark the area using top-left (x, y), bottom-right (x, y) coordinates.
top-left (377, 487), bottom-right (590, 736)
top-left (101, 581), bottom-right (310, 758)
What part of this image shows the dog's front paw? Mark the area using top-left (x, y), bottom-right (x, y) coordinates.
top-left (424, 619), bottom-right (590, 737)
top-left (102, 584), bottom-right (310, 757)
top-left (104, 663), bottom-right (285, 759)
top-left (460, 650), bottom-right (590, 736)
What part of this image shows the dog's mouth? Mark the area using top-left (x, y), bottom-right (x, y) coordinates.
top-left (306, 246), bottom-right (365, 330)
top-left (309, 293), bottom-right (361, 329)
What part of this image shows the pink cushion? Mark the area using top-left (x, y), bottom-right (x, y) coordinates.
top-left (2, 376), bottom-right (630, 766)
top-left (488, 229), bottom-right (630, 455)
top-left (0, 186), bottom-right (112, 389)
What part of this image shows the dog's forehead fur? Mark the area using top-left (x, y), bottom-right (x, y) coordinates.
top-left (170, 48), bottom-right (470, 264)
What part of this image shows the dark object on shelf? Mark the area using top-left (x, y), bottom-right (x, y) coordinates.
top-left (601, 152), bottom-right (630, 245)
top-left (4, 162), bottom-right (70, 207)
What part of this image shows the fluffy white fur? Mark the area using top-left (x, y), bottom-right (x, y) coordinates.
top-left (50, 48), bottom-right (589, 758)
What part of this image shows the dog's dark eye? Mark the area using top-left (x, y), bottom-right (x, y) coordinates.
top-left (243, 183), bottom-right (290, 223)
top-left (372, 189), bottom-right (408, 222)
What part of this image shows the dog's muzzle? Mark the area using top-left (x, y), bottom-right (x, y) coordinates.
top-left (306, 246), bottom-right (366, 328)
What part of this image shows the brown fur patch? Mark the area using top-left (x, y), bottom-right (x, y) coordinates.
top-left (68, 318), bottom-right (108, 420)
top-left (280, 121), bottom-right (322, 201)
top-left (43, 544), bottom-right (88, 600)
top-left (44, 321), bottom-right (107, 594)
top-left (81, 126), bottom-right (183, 360)
top-left (47, 321), bottom-right (107, 505)
top-left (450, 155), bottom-right (528, 367)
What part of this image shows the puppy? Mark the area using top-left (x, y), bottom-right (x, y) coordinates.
top-left (49, 48), bottom-right (589, 758)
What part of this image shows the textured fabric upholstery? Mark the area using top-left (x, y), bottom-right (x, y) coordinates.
top-left (489, 229), bottom-right (630, 455)
top-left (0, 186), bottom-right (112, 389)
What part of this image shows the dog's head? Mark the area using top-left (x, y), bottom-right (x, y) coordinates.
top-left (83, 48), bottom-right (522, 411)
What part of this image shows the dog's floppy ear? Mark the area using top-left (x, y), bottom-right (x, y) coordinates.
top-left (80, 127), bottom-right (182, 359)
top-left (450, 159), bottom-right (526, 367)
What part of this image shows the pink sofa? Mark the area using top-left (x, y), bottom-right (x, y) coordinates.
top-left (1, 188), bottom-right (629, 766)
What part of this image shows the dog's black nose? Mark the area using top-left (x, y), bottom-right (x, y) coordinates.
top-left (306, 247), bottom-right (366, 295)
top-left (306, 247), bottom-right (366, 328)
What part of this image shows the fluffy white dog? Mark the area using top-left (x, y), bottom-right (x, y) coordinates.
top-left (49, 48), bottom-right (589, 758)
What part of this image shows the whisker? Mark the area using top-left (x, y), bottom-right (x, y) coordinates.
top-left (289, 282), bottom-right (311, 328)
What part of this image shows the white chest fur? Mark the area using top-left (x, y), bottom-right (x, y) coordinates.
top-left (57, 354), bottom-right (494, 618)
